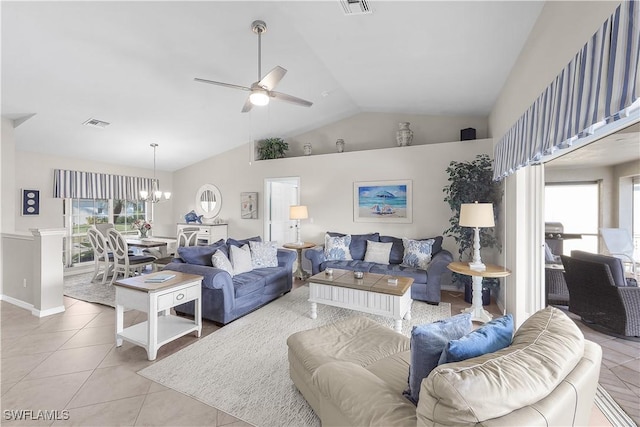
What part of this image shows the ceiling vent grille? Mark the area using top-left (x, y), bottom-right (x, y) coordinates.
top-left (83, 118), bottom-right (110, 128)
top-left (339, 0), bottom-right (372, 15)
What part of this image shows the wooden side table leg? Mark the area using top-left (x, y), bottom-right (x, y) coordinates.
top-left (147, 296), bottom-right (158, 361)
top-left (310, 302), bottom-right (317, 319)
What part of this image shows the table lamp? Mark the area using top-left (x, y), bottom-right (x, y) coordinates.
top-left (289, 205), bottom-right (308, 245)
top-left (459, 202), bottom-right (495, 271)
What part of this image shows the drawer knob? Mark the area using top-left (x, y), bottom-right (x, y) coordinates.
top-left (176, 293), bottom-right (185, 300)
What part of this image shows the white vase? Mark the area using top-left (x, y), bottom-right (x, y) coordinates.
top-left (336, 139), bottom-right (345, 153)
top-left (396, 122), bottom-right (413, 146)
top-left (303, 143), bottom-right (312, 156)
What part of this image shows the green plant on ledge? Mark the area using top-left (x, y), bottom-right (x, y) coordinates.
top-left (257, 137), bottom-right (289, 160)
top-left (442, 154), bottom-right (503, 291)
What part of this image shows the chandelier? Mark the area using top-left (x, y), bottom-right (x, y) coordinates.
top-left (139, 143), bottom-right (171, 203)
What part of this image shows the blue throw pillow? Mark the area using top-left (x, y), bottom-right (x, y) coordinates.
top-left (227, 236), bottom-right (262, 248)
top-left (403, 313), bottom-right (472, 405)
top-left (328, 232), bottom-right (379, 261)
top-left (439, 314), bottom-right (514, 364)
top-left (177, 239), bottom-right (226, 266)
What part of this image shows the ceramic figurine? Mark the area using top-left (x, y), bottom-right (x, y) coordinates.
top-left (184, 210), bottom-right (203, 224)
top-left (396, 122), bottom-right (413, 146)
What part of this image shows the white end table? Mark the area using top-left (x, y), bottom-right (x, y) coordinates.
top-left (447, 262), bottom-right (511, 323)
top-left (114, 271), bottom-right (203, 360)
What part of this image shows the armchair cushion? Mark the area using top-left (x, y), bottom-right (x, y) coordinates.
top-left (571, 250), bottom-right (627, 287)
top-left (404, 313), bottom-right (472, 404)
top-left (439, 314), bottom-right (514, 364)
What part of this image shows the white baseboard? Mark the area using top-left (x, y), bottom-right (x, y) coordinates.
top-left (1, 294), bottom-right (65, 317)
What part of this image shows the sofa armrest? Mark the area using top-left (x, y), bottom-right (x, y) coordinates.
top-left (163, 262), bottom-right (236, 310)
top-left (426, 249), bottom-right (453, 288)
top-left (305, 246), bottom-right (326, 275)
top-left (313, 361), bottom-right (416, 427)
top-left (277, 248), bottom-right (297, 270)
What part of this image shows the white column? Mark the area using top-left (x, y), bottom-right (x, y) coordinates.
top-left (31, 228), bottom-right (66, 317)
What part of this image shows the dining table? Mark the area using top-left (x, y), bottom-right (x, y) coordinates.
top-left (126, 237), bottom-right (175, 257)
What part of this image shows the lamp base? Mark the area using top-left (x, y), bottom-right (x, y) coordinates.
top-left (468, 261), bottom-right (486, 271)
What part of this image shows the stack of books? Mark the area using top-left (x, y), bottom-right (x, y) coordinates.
top-left (144, 273), bottom-right (176, 283)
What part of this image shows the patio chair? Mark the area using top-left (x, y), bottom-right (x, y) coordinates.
top-left (87, 226), bottom-right (113, 284)
top-left (561, 251), bottom-right (640, 338)
top-left (106, 228), bottom-right (156, 284)
top-left (600, 227), bottom-right (639, 280)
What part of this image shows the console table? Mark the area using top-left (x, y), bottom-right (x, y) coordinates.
top-left (177, 223), bottom-right (227, 245)
top-left (447, 262), bottom-right (511, 323)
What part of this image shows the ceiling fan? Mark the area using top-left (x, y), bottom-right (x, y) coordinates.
top-left (195, 20), bottom-right (313, 113)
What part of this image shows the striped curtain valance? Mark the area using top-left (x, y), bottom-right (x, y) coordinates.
top-left (494, 0), bottom-right (640, 181)
top-left (53, 169), bottom-right (156, 200)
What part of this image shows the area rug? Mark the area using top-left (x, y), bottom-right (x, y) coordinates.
top-left (63, 272), bottom-right (116, 307)
top-left (138, 285), bottom-right (451, 427)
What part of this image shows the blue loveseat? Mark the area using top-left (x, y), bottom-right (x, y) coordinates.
top-left (305, 232), bottom-right (453, 304)
top-left (163, 237), bottom-right (296, 324)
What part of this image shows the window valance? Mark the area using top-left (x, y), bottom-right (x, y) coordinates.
top-left (494, 0), bottom-right (639, 181)
top-left (53, 169), bottom-right (155, 200)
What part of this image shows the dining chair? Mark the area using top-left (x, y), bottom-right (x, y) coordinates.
top-left (106, 228), bottom-right (156, 284)
top-left (177, 228), bottom-right (199, 247)
top-left (87, 226), bottom-right (114, 284)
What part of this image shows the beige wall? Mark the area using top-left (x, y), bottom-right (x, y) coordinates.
top-left (173, 138), bottom-right (495, 258)
top-left (288, 112), bottom-right (488, 157)
top-left (2, 117), bottom-right (16, 234)
top-left (12, 150), bottom-right (175, 237)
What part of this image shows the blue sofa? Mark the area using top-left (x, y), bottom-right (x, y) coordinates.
top-left (305, 232), bottom-right (453, 304)
top-left (163, 237), bottom-right (296, 324)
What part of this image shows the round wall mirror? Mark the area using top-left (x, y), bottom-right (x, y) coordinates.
top-left (195, 184), bottom-right (222, 219)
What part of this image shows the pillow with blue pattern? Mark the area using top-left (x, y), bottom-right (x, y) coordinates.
top-left (249, 240), bottom-right (278, 268)
top-left (401, 238), bottom-right (435, 270)
top-left (324, 234), bottom-right (353, 261)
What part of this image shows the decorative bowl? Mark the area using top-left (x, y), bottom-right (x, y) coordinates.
top-left (354, 271), bottom-right (364, 279)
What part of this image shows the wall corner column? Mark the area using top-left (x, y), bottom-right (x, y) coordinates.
top-left (30, 228), bottom-right (66, 317)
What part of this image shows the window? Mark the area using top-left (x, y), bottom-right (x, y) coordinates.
top-left (634, 177), bottom-right (640, 256)
top-left (63, 198), bottom-right (147, 267)
top-left (545, 182), bottom-right (599, 255)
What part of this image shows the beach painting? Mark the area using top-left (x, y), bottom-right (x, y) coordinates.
top-left (353, 180), bottom-right (412, 223)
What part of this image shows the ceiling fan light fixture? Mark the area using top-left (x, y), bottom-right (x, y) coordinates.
top-left (250, 90), bottom-right (270, 106)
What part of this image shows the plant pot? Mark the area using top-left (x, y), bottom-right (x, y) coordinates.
top-left (464, 282), bottom-right (490, 306)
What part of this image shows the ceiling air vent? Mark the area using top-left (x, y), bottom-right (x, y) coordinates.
top-left (339, 0), bottom-right (372, 15)
top-left (83, 118), bottom-right (110, 129)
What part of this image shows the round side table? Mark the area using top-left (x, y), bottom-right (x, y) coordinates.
top-left (283, 242), bottom-right (316, 280)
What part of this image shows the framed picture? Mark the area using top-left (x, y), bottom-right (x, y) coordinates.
top-left (353, 180), bottom-right (412, 223)
top-left (21, 189), bottom-right (40, 216)
top-left (241, 192), bottom-right (258, 219)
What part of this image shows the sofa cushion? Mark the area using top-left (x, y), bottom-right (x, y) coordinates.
top-left (369, 264), bottom-right (428, 283)
top-left (249, 240), bottom-right (278, 268)
top-left (324, 234), bottom-right (353, 260)
top-left (230, 244), bottom-right (253, 275)
top-left (439, 314), bottom-right (514, 364)
top-left (211, 249), bottom-right (234, 277)
top-left (571, 250), bottom-right (628, 287)
top-left (363, 240), bottom-right (392, 264)
top-left (420, 306), bottom-right (584, 425)
top-left (404, 313), bottom-right (472, 405)
top-left (381, 235), bottom-right (443, 265)
top-left (328, 232), bottom-right (379, 260)
top-left (227, 236), bottom-right (262, 248)
top-left (232, 270), bottom-right (266, 298)
top-left (402, 238), bottom-right (435, 270)
top-left (177, 239), bottom-right (226, 266)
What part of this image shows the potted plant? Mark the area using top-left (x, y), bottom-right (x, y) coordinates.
top-left (257, 137), bottom-right (289, 160)
top-left (442, 154), bottom-right (502, 304)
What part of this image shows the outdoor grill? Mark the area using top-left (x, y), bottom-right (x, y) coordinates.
top-left (545, 222), bottom-right (565, 256)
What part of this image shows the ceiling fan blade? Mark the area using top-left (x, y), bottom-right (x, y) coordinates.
top-left (271, 91), bottom-right (313, 108)
top-left (258, 66), bottom-right (287, 91)
top-left (241, 97), bottom-right (254, 113)
top-left (194, 78), bottom-right (251, 92)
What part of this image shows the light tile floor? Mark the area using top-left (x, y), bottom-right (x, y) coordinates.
top-left (0, 281), bottom-right (631, 427)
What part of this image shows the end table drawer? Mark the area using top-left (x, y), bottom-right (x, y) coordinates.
top-left (157, 285), bottom-right (200, 310)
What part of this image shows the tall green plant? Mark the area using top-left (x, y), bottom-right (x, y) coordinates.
top-left (257, 137), bottom-right (289, 160)
top-left (443, 154), bottom-right (502, 261)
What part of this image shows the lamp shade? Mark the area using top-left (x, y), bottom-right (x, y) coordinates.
top-left (289, 205), bottom-right (309, 220)
top-left (459, 202), bottom-right (495, 227)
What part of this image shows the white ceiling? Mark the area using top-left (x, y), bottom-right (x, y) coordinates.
top-left (2, 1), bottom-right (545, 171)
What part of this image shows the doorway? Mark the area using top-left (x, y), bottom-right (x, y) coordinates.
top-left (264, 177), bottom-right (300, 246)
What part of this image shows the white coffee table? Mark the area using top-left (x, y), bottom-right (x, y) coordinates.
top-left (307, 269), bottom-right (413, 333)
top-left (114, 271), bottom-right (203, 360)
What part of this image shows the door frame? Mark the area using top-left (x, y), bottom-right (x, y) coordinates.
top-left (263, 177), bottom-right (300, 243)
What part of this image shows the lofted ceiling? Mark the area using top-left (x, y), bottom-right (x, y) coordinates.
top-left (2, 1), bottom-right (545, 172)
